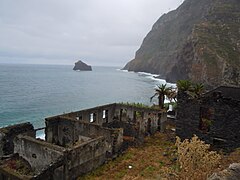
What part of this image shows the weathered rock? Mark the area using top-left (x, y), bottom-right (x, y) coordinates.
top-left (73, 60), bottom-right (92, 71)
top-left (123, 0), bottom-right (240, 88)
top-left (208, 163), bottom-right (240, 180)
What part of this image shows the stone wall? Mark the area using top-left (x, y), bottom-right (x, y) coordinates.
top-left (65, 137), bottom-right (107, 179)
top-left (176, 91), bottom-right (240, 150)
top-left (0, 122), bottom-right (35, 157)
top-left (60, 103), bottom-right (117, 125)
top-left (107, 104), bottom-right (160, 137)
top-left (45, 103), bottom-right (162, 152)
top-left (59, 103), bottom-right (161, 132)
top-left (12, 134), bottom-right (114, 179)
top-left (14, 135), bottom-right (65, 173)
top-left (1, 135), bottom-right (109, 180)
top-left (0, 103), bottom-right (163, 179)
top-left (113, 104), bottom-right (160, 135)
top-left (45, 116), bottom-right (123, 155)
top-left (176, 93), bottom-right (204, 140)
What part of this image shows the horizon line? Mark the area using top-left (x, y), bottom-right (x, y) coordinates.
top-left (0, 62), bottom-right (122, 68)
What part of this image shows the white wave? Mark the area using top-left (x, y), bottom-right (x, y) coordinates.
top-left (138, 72), bottom-right (160, 77)
top-left (138, 72), bottom-right (154, 76)
top-left (119, 69), bottom-right (177, 87)
top-left (151, 77), bottom-right (166, 84)
top-left (137, 71), bottom-right (169, 85)
top-left (119, 69), bottom-right (135, 73)
top-left (167, 82), bottom-right (177, 88)
top-left (36, 133), bottom-right (45, 140)
top-left (117, 69), bottom-right (134, 73)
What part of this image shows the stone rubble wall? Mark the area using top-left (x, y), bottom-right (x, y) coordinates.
top-left (209, 163), bottom-right (240, 180)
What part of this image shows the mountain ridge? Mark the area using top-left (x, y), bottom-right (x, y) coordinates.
top-left (123, 0), bottom-right (240, 88)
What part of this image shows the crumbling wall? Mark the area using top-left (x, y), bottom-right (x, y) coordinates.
top-left (176, 92), bottom-right (240, 149)
top-left (45, 117), bottom-right (123, 155)
top-left (58, 103), bottom-right (162, 134)
top-left (202, 97), bottom-right (240, 149)
top-left (176, 93), bottom-right (203, 140)
top-left (59, 103), bottom-right (117, 125)
top-left (108, 104), bottom-right (160, 137)
top-left (65, 137), bottom-right (107, 179)
top-left (14, 135), bottom-right (64, 173)
top-left (13, 133), bottom-right (118, 180)
top-left (0, 122), bottom-right (35, 157)
top-left (0, 103), bottom-right (165, 180)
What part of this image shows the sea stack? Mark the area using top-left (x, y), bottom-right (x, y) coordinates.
top-left (73, 60), bottom-right (92, 71)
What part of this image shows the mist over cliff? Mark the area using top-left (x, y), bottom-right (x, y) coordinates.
top-left (123, 0), bottom-right (240, 88)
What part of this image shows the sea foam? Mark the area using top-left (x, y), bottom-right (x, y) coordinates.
top-left (36, 133), bottom-right (45, 140)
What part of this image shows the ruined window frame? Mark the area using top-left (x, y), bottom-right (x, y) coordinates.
top-left (199, 107), bottom-right (214, 132)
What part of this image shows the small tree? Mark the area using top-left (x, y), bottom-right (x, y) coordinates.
top-left (192, 83), bottom-right (204, 97)
top-left (177, 80), bottom-right (192, 92)
top-left (150, 84), bottom-right (172, 109)
top-left (175, 135), bottom-right (221, 179)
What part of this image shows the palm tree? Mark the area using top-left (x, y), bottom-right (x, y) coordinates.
top-left (167, 88), bottom-right (177, 103)
top-left (189, 83), bottom-right (204, 98)
top-left (150, 84), bottom-right (172, 109)
top-left (193, 83), bottom-right (204, 95)
top-left (177, 80), bottom-right (204, 98)
top-left (177, 80), bottom-right (192, 92)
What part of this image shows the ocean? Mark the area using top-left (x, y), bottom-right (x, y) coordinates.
top-left (0, 64), bottom-right (175, 137)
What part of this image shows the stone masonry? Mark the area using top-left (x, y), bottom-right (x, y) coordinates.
top-left (176, 86), bottom-right (240, 150)
top-left (0, 103), bottom-right (165, 180)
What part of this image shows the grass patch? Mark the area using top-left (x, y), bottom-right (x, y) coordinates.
top-left (79, 132), bottom-right (240, 180)
top-left (79, 132), bottom-right (176, 179)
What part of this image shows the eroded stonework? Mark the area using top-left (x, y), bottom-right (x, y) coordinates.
top-left (0, 103), bottom-right (166, 180)
top-left (176, 86), bottom-right (240, 150)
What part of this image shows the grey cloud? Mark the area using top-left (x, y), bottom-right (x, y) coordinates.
top-left (0, 0), bottom-right (182, 66)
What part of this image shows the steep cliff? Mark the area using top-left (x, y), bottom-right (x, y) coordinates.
top-left (123, 0), bottom-right (240, 88)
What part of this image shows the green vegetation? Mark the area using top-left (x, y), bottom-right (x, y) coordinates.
top-left (119, 102), bottom-right (155, 109)
top-left (177, 80), bottom-right (192, 92)
top-left (164, 102), bottom-right (177, 110)
top-left (150, 84), bottom-right (176, 109)
top-left (177, 80), bottom-right (205, 98)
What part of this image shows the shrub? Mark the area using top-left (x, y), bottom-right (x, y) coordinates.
top-left (175, 135), bottom-right (221, 179)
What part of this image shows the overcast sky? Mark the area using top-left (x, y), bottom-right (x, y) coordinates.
top-left (0, 0), bottom-right (182, 67)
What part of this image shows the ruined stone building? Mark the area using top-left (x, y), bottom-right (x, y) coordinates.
top-left (0, 103), bottom-right (165, 179)
top-left (176, 86), bottom-right (240, 150)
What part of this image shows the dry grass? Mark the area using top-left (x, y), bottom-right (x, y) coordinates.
top-left (176, 135), bottom-right (221, 179)
top-left (78, 133), bottom-right (240, 180)
top-left (79, 132), bottom-right (177, 180)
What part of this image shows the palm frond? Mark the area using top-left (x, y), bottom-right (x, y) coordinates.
top-left (150, 93), bottom-right (158, 102)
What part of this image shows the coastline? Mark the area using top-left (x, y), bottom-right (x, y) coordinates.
top-left (117, 69), bottom-right (177, 88)
top-left (1, 66), bottom-right (176, 141)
